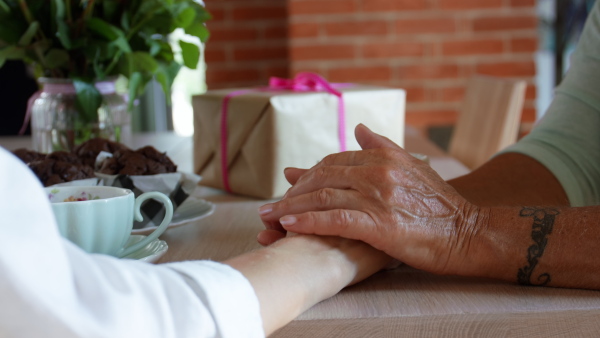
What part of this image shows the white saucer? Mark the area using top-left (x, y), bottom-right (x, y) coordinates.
top-left (131, 197), bottom-right (216, 236)
top-left (122, 235), bottom-right (168, 263)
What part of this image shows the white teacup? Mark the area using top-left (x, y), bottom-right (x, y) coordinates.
top-left (45, 186), bottom-right (173, 257)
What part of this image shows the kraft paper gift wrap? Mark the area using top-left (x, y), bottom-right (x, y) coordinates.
top-left (192, 83), bottom-right (405, 199)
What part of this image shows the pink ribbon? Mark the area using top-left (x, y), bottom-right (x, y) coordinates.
top-left (19, 81), bottom-right (116, 135)
top-left (219, 72), bottom-right (349, 193)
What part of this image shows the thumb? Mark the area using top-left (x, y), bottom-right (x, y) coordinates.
top-left (355, 124), bottom-right (403, 150)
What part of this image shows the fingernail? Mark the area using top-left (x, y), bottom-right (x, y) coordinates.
top-left (280, 216), bottom-right (297, 227)
top-left (258, 204), bottom-right (273, 215)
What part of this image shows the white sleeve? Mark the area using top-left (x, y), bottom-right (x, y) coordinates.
top-left (501, 1), bottom-right (600, 207)
top-left (0, 147), bottom-right (264, 338)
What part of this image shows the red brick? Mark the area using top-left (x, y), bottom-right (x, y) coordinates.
top-left (406, 109), bottom-right (459, 127)
top-left (207, 8), bottom-right (226, 21)
top-left (442, 38), bottom-right (504, 56)
top-left (206, 68), bottom-right (261, 86)
top-left (510, 0), bottom-right (536, 7)
top-left (362, 0), bottom-right (430, 12)
top-left (289, 0), bottom-right (356, 15)
top-left (362, 42), bottom-right (425, 58)
top-left (204, 48), bottom-right (227, 63)
top-left (476, 61), bottom-right (535, 77)
top-left (328, 66), bottom-right (392, 82)
top-left (473, 15), bottom-right (538, 32)
top-left (438, 0), bottom-right (503, 10)
top-left (233, 46), bottom-right (288, 61)
top-left (291, 66), bottom-right (325, 77)
top-left (404, 86), bottom-right (427, 102)
top-left (510, 37), bottom-right (538, 52)
top-left (525, 84), bottom-right (536, 100)
top-left (265, 24), bottom-right (288, 39)
top-left (325, 20), bottom-right (388, 37)
top-left (521, 107), bottom-right (536, 122)
top-left (291, 44), bottom-right (356, 61)
top-left (208, 27), bottom-right (259, 43)
top-left (232, 5), bottom-right (286, 21)
top-left (290, 22), bottom-right (320, 38)
top-left (399, 64), bottom-right (460, 80)
top-left (438, 86), bottom-right (466, 102)
top-left (265, 66), bottom-right (291, 79)
top-left (396, 18), bottom-right (457, 34)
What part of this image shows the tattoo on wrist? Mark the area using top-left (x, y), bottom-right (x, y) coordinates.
top-left (517, 207), bottom-right (559, 286)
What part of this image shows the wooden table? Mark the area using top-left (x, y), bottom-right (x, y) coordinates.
top-left (3, 129), bottom-right (600, 337)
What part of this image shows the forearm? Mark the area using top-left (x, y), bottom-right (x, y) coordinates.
top-left (457, 205), bottom-right (600, 290)
top-left (448, 153), bottom-right (569, 206)
top-left (225, 235), bottom-right (391, 336)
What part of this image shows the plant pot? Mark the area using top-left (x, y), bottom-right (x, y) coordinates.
top-left (29, 78), bottom-right (131, 153)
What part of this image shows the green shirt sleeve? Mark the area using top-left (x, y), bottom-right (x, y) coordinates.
top-left (501, 1), bottom-right (600, 207)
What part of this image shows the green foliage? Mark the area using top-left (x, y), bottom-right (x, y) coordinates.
top-left (0, 0), bottom-right (210, 121)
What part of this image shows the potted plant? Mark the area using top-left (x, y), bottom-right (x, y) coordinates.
top-left (0, 0), bottom-right (210, 152)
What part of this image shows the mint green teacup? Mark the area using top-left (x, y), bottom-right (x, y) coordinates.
top-left (45, 186), bottom-right (173, 258)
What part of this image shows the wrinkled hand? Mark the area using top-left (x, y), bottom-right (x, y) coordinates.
top-left (257, 124), bottom-right (482, 275)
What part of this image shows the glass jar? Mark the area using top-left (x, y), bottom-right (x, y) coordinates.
top-left (30, 78), bottom-right (132, 153)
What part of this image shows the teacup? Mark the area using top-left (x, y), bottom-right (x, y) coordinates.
top-left (45, 186), bottom-right (173, 258)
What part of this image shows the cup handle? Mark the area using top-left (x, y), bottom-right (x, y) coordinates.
top-left (119, 192), bottom-right (174, 258)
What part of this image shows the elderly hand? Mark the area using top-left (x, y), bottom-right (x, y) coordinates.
top-left (257, 124), bottom-right (484, 275)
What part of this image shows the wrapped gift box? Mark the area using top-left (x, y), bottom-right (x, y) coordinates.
top-left (192, 79), bottom-right (405, 199)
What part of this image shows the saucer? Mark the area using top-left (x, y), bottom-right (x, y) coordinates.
top-left (122, 235), bottom-right (168, 263)
top-left (131, 196), bottom-right (215, 235)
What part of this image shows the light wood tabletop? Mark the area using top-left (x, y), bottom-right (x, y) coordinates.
top-left (3, 128), bottom-right (600, 337)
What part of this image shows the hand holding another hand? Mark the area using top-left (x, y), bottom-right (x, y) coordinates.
top-left (258, 124), bottom-right (483, 275)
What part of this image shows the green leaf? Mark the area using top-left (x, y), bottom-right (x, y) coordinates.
top-left (87, 17), bottom-right (131, 53)
top-left (117, 52), bottom-right (133, 77)
top-left (0, 0), bottom-right (10, 13)
top-left (179, 40), bottom-right (199, 69)
top-left (0, 18), bottom-right (27, 45)
top-left (132, 51), bottom-right (158, 73)
top-left (0, 46), bottom-right (26, 68)
top-left (120, 11), bottom-right (130, 31)
top-left (102, 0), bottom-right (120, 22)
top-left (52, 0), bottom-right (73, 49)
top-left (44, 48), bottom-right (69, 69)
top-left (194, 6), bottom-right (212, 23)
top-left (149, 40), bottom-right (161, 56)
top-left (0, 46), bottom-right (25, 67)
top-left (92, 48), bottom-right (106, 79)
top-left (56, 21), bottom-right (72, 49)
top-left (175, 7), bottom-right (195, 29)
top-left (53, 0), bottom-right (65, 19)
top-left (127, 72), bottom-right (142, 111)
top-left (185, 22), bottom-right (209, 43)
top-left (155, 61), bottom-right (181, 105)
top-left (73, 78), bottom-right (103, 123)
top-left (18, 21), bottom-right (39, 46)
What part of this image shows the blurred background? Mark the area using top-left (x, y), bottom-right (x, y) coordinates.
top-left (2, 0), bottom-right (596, 150)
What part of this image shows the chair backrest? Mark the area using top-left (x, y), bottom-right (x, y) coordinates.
top-left (447, 75), bottom-right (527, 170)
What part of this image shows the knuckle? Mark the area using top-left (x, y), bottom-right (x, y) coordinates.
top-left (318, 154), bottom-right (332, 167)
top-left (314, 188), bottom-right (334, 207)
top-left (332, 209), bottom-right (353, 228)
top-left (314, 167), bottom-right (329, 181)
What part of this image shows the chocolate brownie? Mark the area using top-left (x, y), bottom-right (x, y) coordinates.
top-left (28, 158), bottom-right (95, 187)
top-left (12, 148), bottom-right (46, 163)
top-left (98, 146), bottom-right (178, 175)
top-left (72, 137), bottom-right (130, 167)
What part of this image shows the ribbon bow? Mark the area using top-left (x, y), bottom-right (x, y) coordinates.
top-left (220, 72), bottom-right (348, 193)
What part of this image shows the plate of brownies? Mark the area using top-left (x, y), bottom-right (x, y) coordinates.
top-left (13, 138), bottom-right (215, 233)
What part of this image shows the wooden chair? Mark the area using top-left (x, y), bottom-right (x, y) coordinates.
top-left (447, 75), bottom-right (527, 170)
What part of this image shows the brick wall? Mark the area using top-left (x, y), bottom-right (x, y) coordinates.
top-left (204, 0), bottom-right (538, 133)
top-left (203, 0), bottom-right (290, 87)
